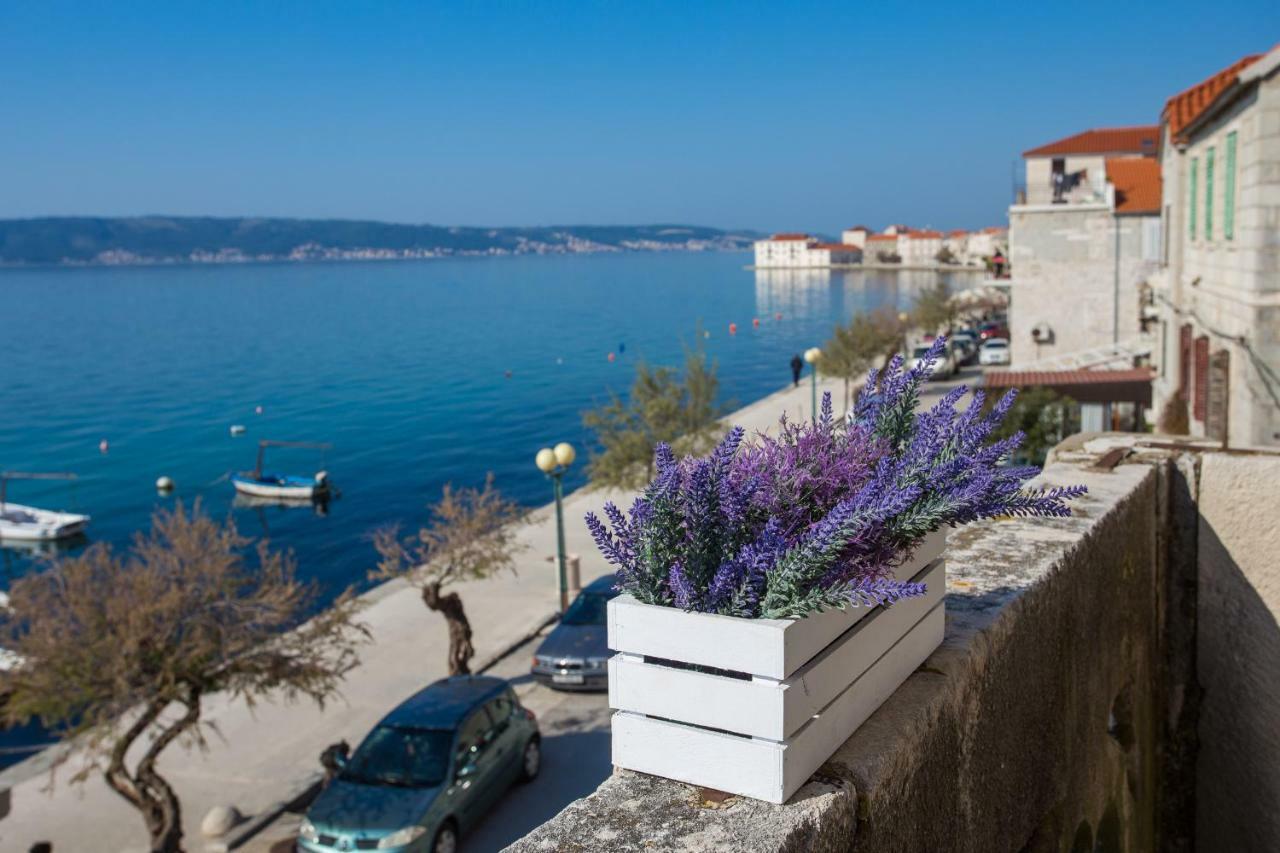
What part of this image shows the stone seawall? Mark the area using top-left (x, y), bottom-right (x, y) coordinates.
top-left (508, 436), bottom-right (1218, 852)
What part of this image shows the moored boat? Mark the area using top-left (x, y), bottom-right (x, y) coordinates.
top-left (0, 472), bottom-right (90, 542)
top-left (232, 440), bottom-right (332, 501)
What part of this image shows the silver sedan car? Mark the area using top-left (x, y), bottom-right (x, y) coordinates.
top-left (530, 574), bottom-right (618, 691)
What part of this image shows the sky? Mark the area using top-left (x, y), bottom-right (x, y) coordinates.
top-left (1, 1), bottom-right (1275, 235)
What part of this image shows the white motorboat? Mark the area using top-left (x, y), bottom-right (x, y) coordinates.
top-left (0, 472), bottom-right (90, 541)
top-left (232, 440), bottom-right (332, 501)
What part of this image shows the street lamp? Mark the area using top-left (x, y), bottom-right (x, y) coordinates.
top-left (803, 347), bottom-right (822, 421)
top-left (536, 442), bottom-right (576, 612)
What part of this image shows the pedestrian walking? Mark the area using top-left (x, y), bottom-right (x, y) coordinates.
top-left (991, 250), bottom-right (1006, 279)
top-left (790, 353), bottom-right (804, 387)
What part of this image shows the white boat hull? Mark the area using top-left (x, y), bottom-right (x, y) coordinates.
top-left (233, 481), bottom-right (320, 500)
top-left (0, 503), bottom-right (90, 541)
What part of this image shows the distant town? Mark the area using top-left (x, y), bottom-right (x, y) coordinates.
top-left (0, 217), bottom-right (758, 267)
top-left (752, 224), bottom-right (1009, 270)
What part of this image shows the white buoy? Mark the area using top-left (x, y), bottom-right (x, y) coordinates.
top-left (254, 405), bottom-right (264, 415)
top-left (156, 476), bottom-right (174, 492)
top-left (230, 424), bottom-right (246, 436)
top-left (99, 439), bottom-right (110, 453)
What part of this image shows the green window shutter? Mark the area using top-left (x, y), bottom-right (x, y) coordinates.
top-left (1189, 158), bottom-right (1198, 239)
top-left (1205, 147), bottom-right (1215, 240)
top-left (1225, 132), bottom-right (1237, 240)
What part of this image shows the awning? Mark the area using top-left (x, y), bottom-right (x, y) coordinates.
top-left (981, 368), bottom-right (1154, 405)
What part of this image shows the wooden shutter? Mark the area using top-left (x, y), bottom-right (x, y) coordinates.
top-left (1179, 324), bottom-right (1192, 395)
top-left (1205, 350), bottom-right (1230, 443)
top-left (1205, 148), bottom-right (1215, 240)
top-left (1189, 158), bottom-right (1198, 239)
top-left (1193, 335), bottom-right (1210, 421)
top-left (1225, 132), bottom-right (1237, 240)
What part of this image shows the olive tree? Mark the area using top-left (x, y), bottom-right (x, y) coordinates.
top-left (820, 308), bottom-right (905, 411)
top-left (0, 503), bottom-right (366, 853)
top-left (582, 343), bottom-right (726, 489)
top-left (372, 474), bottom-right (526, 676)
top-left (911, 279), bottom-right (957, 336)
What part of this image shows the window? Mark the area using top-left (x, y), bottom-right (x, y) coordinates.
top-left (1189, 158), bottom-right (1198, 239)
top-left (1225, 131), bottom-right (1237, 240)
top-left (484, 692), bottom-right (516, 724)
top-left (341, 726), bottom-right (453, 788)
top-left (1205, 147), bottom-right (1215, 240)
top-left (454, 708), bottom-right (493, 764)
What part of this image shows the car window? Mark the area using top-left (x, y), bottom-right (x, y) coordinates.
top-left (340, 726), bottom-right (452, 788)
top-left (984, 340), bottom-right (1008, 349)
top-left (484, 692), bottom-right (515, 724)
top-left (911, 346), bottom-right (932, 359)
top-left (561, 591), bottom-right (612, 626)
top-left (454, 708), bottom-right (493, 763)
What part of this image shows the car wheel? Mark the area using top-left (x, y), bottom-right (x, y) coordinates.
top-left (432, 821), bottom-right (459, 853)
top-left (519, 737), bottom-right (541, 782)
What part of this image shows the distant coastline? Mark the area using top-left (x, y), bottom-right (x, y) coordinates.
top-left (0, 216), bottom-right (758, 269)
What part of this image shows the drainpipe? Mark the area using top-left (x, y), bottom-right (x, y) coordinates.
top-left (1113, 214), bottom-right (1121, 346)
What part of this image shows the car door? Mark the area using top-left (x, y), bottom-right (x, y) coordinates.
top-left (452, 706), bottom-right (507, 830)
top-left (481, 691), bottom-right (521, 785)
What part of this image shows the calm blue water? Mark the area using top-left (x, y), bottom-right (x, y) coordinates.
top-left (0, 253), bottom-right (971, 762)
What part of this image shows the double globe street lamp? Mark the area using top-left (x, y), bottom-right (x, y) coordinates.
top-left (535, 441), bottom-right (576, 612)
top-left (803, 347), bottom-right (822, 421)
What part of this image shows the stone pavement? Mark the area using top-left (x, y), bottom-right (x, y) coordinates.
top-left (0, 371), bottom-right (858, 853)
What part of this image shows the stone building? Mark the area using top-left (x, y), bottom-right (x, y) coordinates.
top-left (1007, 132), bottom-right (1163, 367)
top-left (752, 233), bottom-right (861, 268)
top-left (840, 225), bottom-right (870, 248)
top-left (1150, 46), bottom-right (1280, 448)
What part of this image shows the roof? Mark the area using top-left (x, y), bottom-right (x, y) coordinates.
top-left (908, 230), bottom-right (943, 239)
top-left (813, 242), bottom-right (862, 251)
top-left (769, 233), bottom-right (812, 241)
top-left (1106, 158), bottom-right (1162, 214)
top-left (382, 675), bottom-right (507, 727)
top-left (866, 234), bottom-right (899, 242)
top-left (844, 225), bottom-right (871, 232)
top-left (1163, 53), bottom-right (1264, 143)
top-left (949, 229), bottom-right (968, 237)
top-left (982, 226), bottom-right (1007, 234)
top-left (983, 368), bottom-right (1154, 405)
top-left (1022, 126), bottom-right (1159, 158)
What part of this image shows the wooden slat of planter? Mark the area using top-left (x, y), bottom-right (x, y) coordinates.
top-left (609, 559), bottom-right (944, 740)
top-left (607, 528), bottom-right (945, 680)
top-left (612, 601), bottom-right (945, 804)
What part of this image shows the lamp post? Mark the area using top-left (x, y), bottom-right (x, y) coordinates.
top-left (535, 442), bottom-right (576, 612)
top-left (803, 347), bottom-right (822, 421)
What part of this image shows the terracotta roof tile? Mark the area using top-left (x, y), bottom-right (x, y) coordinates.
top-left (866, 234), bottom-right (899, 242)
top-left (769, 233), bottom-right (812, 241)
top-left (908, 230), bottom-right (943, 239)
top-left (1023, 126), bottom-right (1159, 158)
top-left (1163, 53), bottom-right (1265, 143)
top-left (948, 229), bottom-right (968, 237)
top-left (1106, 158), bottom-right (1162, 214)
top-left (982, 226), bottom-right (1007, 234)
top-left (813, 242), bottom-right (861, 251)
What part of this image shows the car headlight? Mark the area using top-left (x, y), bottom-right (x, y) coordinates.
top-left (378, 825), bottom-right (428, 848)
top-left (298, 818), bottom-right (320, 843)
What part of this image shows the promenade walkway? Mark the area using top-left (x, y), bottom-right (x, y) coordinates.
top-left (0, 372), bottom-right (850, 853)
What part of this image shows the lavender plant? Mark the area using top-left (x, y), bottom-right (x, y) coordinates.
top-left (586, 337), bottom-right (1086, 620)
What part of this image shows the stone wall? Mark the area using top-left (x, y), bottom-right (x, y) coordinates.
top-left (508, 437), bottom-right (1207, 853)
top-left (1194, 451), bottom-right (1280, 849)
top-left (1007, 204), bottom-right (1157, 365)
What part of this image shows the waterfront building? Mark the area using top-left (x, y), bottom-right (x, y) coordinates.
top-left (1150, 46), bottom-right (1280, 448)
top-left (864, 233), bottom-right (902, 263)
top-left (752, 233), bottom-right (861, 268)
top-left (841, 225), bottom-right (870, 248)
top-left (1007, 129), bottom-right (1163, 369)
top-left (900, 229), bottom-right (943, 265)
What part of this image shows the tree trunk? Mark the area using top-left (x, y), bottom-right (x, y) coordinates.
top-left (843, 378), bottom-right (850, 414)
top-left (422, 581), bottom-right (475, 675)
top-left (104, 686), bottom-right (201, 853)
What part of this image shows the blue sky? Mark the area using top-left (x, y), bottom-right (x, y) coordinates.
top-left (1, 1), bottom-right (1274, 234)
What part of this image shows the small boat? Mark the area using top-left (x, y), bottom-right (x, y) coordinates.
top-left (232, 440), bottom-right (332, 500)
top-left (0, 472), bottom-right (91, 542)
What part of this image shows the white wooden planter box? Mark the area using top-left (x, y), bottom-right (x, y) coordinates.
top-left (607, 529), bottom-right (946, 804)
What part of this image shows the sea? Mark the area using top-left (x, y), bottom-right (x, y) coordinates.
top-left (0, 251), bottom-right (976, 766)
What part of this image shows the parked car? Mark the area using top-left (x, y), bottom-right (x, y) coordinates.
top-left (950, 331), bottom-right (979, 365)
top-left (531, 574), bottom-right (618, 691)
top-left (909, 341), bottom-right (958, 379)
top-left (298, 676), bottom-right (540, 853)
top-left (979, 338), bottom-right (1011, 366)
top-left (978, 321), bottom-right (1008, 341)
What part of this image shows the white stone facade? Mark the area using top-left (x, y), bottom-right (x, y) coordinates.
top-left (753, 235), bottom-right (861, 268)
top-left (1152, 50), bottom-right (1280, 448)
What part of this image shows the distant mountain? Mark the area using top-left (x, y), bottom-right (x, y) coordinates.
top-left (0, 216), bottom-right (759, 267)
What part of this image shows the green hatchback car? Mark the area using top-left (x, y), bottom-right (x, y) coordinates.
top-left (297, 675), bottom-right (540, 853)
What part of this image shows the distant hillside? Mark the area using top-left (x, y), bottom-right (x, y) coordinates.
top-left (0, 217), bottom-right (759, 267)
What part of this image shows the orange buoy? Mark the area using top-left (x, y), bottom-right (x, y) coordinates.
top-left (607, 352), bottom-right (616, 362)
top-left (99, 439), bottom-right (109, 453)
top-left (752, 317), bottom-right (760, 328)
top-left (729, 323), bottom-right (737, 335)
